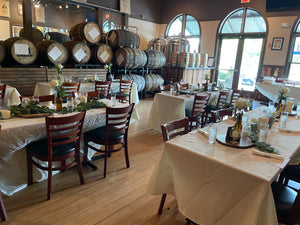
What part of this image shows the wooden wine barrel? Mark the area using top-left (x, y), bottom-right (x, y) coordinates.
top-left (90, 43), bottom-right (113, 64)
top-left (69, 22), bottom-right (101, 44)
top-left (3, 37), bottom-right (38, 65)
top-left (170, 52), bottom-right (178, 67)
top-left (177, 52), bottom-right (189, 68)
top-left (144, 49), bottom-right (166, 69)
top-left (63, 41), bottom-right (91, 64)
top-left (19, 28), bottom-right (43, 45)
top-left (200, 53), bottom-right (208, 67)
top-left (122, 74), bottom-right (145, 92)
top-left (144, 73), bottom-right (164, 92)
top-left (0, 42), bottom-right (5, 64)
top-left (107, 30), bottom-right (140, 49)
top-left (36, 40), bottom-right (68, 65)
top-left (195, 53), bottom-right (200, 67)
top-left (114, 48), bottom-right (147, 69)
top-left (45, 32), bottom-right (71, 44)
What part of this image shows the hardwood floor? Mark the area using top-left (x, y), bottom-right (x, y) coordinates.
top-left (2, 98), bottom-right (188, 225)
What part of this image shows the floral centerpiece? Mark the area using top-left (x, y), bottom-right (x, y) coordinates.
top-left (104, 62), bottom-right (113, 81)
top-left (277, 87), bottom-right (289, 113)
top-left (203, 74), bottom-right (209, 91)
top-left (50, 64), bottom-right (65, 110)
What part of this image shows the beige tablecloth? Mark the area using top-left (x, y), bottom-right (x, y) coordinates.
top-left (148, 110), bottom-right (300, 225)
top-left (147, 92), bottom-right (219, 132)
top-left (255, 82), bottom-right (300, 103)
top-left (0, 100), bottom-right (136, 196)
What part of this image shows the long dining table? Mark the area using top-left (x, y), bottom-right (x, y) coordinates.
top-left (147, 91), bottom-right (219, 132)
top-left (147, 108), bottom-right (300, 225)
top-left (0, 99), bottom-right (137, 196)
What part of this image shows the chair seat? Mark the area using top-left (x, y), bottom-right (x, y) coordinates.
top-left (84, 126), bottom-right (125, 142)
top-left (272, 182), bottom-right (298, 218)
top-left (27, 138), bottom-right (76, 157)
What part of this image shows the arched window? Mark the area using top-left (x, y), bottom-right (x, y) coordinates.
top-left (216, 8), bottom-right (266, 91)
top-left (166, 14), bottom-right (200, 53)
top-left (288, 20), bottom-right (300, 82)
top-left (102, 21), bottom-right (117, 33)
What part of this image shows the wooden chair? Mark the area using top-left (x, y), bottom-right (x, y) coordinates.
top-left (20, 94), bottom-right (56, 104)
top-left (278, 164), bottom-right (300, 186)
top-left (26, 110), bottom-right (86, 200)
top-left (117, 80), bottom-right (133, 104)
top-left (83, 104), bottom-right (135, 178)
top-left (158, 118), bottom-right (190, 215)
top-left (62, 82), bottom-right (80, 98)
top-left (87, 91), bottom-right (99, 98)
top-left (0, 84), bottom-right (6, 99)
top-left (0, 125), bottom-right (7, 221)
top-left (189, 94), bottom-right (211, 130)
top-left (229, 89), bottom-right (242, 107)
top-left (271, 181), bottom-right (300, 225)
top-left (158, 84), bottom-right (171, 92)
top-left (95, 80), bottom-right (111, 99)
top-left (180, 83), bottom-right (189, 90)
top-left (206, 90), bottom-right (230, 123)
top-left (216, 90), bottom-right (230, 110)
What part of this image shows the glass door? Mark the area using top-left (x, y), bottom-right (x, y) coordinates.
top-left (217, 37), bottom-right (263, 91)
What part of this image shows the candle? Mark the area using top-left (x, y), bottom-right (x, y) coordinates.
top-left (285, 100), bottom-right (294, 113)
top-left (2, 110), bottom-right (11, 119)
top-left (93, 75), bottom-right (97, 81)
top-left (80, 96), bottom-right (87, 104)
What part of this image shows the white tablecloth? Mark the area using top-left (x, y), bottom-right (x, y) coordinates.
top-left (148, 110), bottom-right (300, 225)
top-left (5, 85), bottom-right (21, 105)
top-left (0, 100), bottom-right (137, 196)
top-left (147, 92), bottom-right (219, 132)
top-left (255, 82), bottom-right (300, 103)
top-left (33, 82), bottom-right (140, 105)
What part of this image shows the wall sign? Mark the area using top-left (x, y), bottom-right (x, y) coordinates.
top-left (120, 0), bottom-right (130, 14)
top-left (0, 0), bottom-right (10, 18)
top-left (271, 37), bottom-right (284, 50)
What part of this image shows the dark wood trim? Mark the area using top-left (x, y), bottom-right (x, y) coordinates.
top-left (22, 0), bottom-right (33, 41)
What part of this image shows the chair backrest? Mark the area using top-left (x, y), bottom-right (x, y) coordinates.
top-left (216, 91), bottom-right (230, 110)
top-left (20, 94), bottom-right (56, 104)
top-left (161, 118), bottom-right (190, 142)
top-left (119, 80), bottom-right (133, 103)
top-left (229, 89), bottom-right (242, 107)
top-left (210, 108), bottom-right (234, 123)
top-left (86, 91), bottom-right (99, 98)
top-left (95, 80), bottom-right (111, 99)
top-left (45, 110), bottom-right (86, 157)
top-left (0, 84), bottom-right (6, 99)
top-left (190, 94), bottom-right (211, 129)
top-left (62, 82), bottom-right (80, 98)
top-left (180, 83), bottom-right (189, 90)
top-left (105, 104), bottom-right (135, 142)
top-left (158, 84), bottom-right (171, 92)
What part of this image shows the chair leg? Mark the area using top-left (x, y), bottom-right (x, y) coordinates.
top-left (75, 154), bottom-right (85, 185)
top-left (83, 137), bottom-right (88, 165)
top-left (103, 145), bottom-right (108, 178)
top-left (124, 140), bottom-right (130, 168)
top-left (157, 194), bottom-right (167, 215)
top-left (26, 150), bottom-right (33, 185)
top-left (0, 194), bottom-right (7, 221)
top-left (61, 160), bottom-right (66, 172)
top-left (47, 164), bottom-right (52, 200)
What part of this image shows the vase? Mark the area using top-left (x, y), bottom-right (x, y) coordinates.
top-left (277, 99), bottom-right (282, 114)
top-left (56, 94), bottom-right (63, 111)
top-left (231, 111), bottom-right (243, 141)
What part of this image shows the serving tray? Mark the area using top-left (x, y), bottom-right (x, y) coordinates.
top-left (216, 134), bottom-right (254, 149)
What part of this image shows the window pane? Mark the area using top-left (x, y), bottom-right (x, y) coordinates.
top-left (187, 38), bottom-right (200, 53)
top-left (103, 21), bottom-right (116, 33)
top-left (297, 23), bottom-right (300, 32)
top-left (291, 37), bottom-right (300, 63)
top-left (185, 15), bottom-right (199, 36)
top-left (221, 10), bottom-right (243, 34)
top-left (244, 9), bottom-right (266, 33)
top-left (289, 63), bottom-right (300, 82)
top-left (168, 15), bottom-right (183, 36)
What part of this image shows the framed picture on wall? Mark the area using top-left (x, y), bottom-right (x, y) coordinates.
top-left (272, 37), bottom-right (284, 50)
top-left (207, 57), bottom-right (215, 67)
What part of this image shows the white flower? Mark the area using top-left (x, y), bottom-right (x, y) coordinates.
top-left (104, 64), bottom-right (108, 69)
top-left (50, 79), bottom-right (58, 87)
top-left (282, 87), bottom-right (289, 94)
top-left (56, 64), bottom-right (63, 70)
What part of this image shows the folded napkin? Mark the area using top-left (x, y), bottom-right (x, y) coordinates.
top-left (252, 149), bottom-right (284, 161)
top-left (198, 129), bottom-right (209, 137)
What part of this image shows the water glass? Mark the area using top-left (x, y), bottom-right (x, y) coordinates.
top-left (208, 123), bottom-right (217, 144)
top-left (22, 97), bottom-right (30, 106)
top-left (268, 101), bottom-right (275, 114)
top-left (111, 94), bottom-right (116, 107)
top-left (297, 102), bottom-right (300, 118)
top-left (280, 112), bottom-right (288, 129)
top-left (258, 128), bottom-right (268, 143)
top-left (67, 97), bottom-right (74, 113)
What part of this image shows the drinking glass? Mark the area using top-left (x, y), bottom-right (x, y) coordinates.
top-left (208, 123), bottom-right (217, 144)
top-left (259, 127), bottom-right (268, 143)
top-left (67, 97), bottom-right (74, 113)
top-left (285, 97), bottom-right (295, 113)
top-left (111, 94), bottom-right (116, 107)
top-left (280, 112), bottom-right (288, 129)
top-left (297, 102), bottom-right (300, 118)
top-left (32, 96), bottom-right (39, 104)
top-left (22, 97), bottom-right (30, 106)
top-left (268, 101), bottom-right (275, 114)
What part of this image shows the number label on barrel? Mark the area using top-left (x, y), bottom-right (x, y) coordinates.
top-left (117, 54), bottom-right (124, 66)
top-left (74, 48), bottom-right (86, 62)
top-left (14, 44), bottom-right (29, 55)
top-left (108, 32), bottom-right (117, 45)
top-left (48, 46), bottom-right (62, 61)
top-left (88, 27), bottom-right (100, 41)
top-left (100, 50), bottom-right (110, 63)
